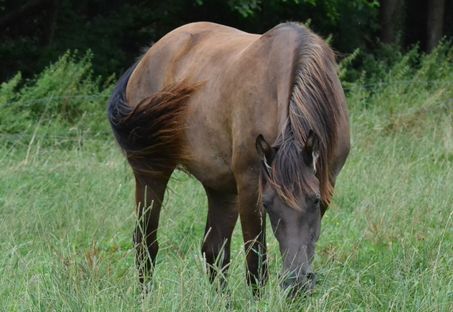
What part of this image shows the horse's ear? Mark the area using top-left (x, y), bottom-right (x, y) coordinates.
top-left (256, 135), bottom-right (275, 172)
top-left (303, 130), bottom-right (320, 172)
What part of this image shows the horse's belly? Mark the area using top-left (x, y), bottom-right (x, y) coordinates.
top-left (182, 126), bottom-right (236, 192)
top-left (183, 153), bottom-right (236, 192)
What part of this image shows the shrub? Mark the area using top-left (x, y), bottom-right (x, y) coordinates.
top-left (342, 41), bottom-right (452, 114)
top-left (0, 51), bottom-right (114, 145)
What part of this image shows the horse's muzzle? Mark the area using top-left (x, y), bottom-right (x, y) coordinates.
top-left (281, 272), bottom-right (317, 297)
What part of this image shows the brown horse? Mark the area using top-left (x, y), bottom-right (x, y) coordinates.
top-left (108, 22), bottom-right (350, 294)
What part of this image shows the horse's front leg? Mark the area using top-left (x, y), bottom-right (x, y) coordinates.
top-left (201, 187), bottom-right (238, 288)
top-left (133, 169), bottom-right (173, 286)
top-left (237, 179), bottom-right (268, 293)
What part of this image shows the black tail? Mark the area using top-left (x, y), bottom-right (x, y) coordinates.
top-left (108, 62), bottom-right (139, 151)
top-left (108, 64), bottom-right (200, 174)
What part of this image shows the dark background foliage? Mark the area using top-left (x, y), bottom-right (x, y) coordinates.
top-left (0, 0), bottom-right (451, 81)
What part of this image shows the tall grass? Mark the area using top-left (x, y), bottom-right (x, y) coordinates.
top-left (0, 44), bottom-right (452, 311)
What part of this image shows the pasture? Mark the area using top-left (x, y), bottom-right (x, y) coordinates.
top-left (0, 45), bottom-right (452, 311)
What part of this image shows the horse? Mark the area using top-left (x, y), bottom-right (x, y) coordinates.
top-left (108, 22), bottom-right (350, 295)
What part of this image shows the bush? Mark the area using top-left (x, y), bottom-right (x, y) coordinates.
top-left (0, 51), bottom-right (114, 145)
top-left (342, 41), bottom-right (452, 113)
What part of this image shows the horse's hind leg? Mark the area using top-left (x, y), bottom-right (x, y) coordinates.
top-left (133, 169), bottom-right (173, 285)
top-left (202, 187), bottom-right (238, 287)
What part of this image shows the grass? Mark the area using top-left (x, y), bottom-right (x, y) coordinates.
top-left (0, 45), bottom-right (452, 311)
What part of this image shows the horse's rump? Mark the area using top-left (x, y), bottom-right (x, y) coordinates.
top-left (108, 64), bottom-right (200, 174)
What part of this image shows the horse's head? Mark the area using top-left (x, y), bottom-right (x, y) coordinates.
top-left (256, 131), bottom-right (321, 295)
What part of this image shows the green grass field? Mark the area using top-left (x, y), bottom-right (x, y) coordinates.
top-left (0, 46), bottom-right (452, 311)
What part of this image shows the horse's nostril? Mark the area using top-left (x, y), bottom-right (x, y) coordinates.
top-left (306, 272), bottom-right (316, 281)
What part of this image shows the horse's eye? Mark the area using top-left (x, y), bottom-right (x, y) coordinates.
top-left (263, 201), bottom-right (271, 211)
top-left (313, 194), bottom-right (321, 206)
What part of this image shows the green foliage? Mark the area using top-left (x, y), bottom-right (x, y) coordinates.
top-left (227, 0), bottom-right (262, 17)
top-left (343, 41), bottom-right (453, 114)
top-left (0, 51), bottom-right (113, 145)
top-left (0, 71), bottom-right (21, 105)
